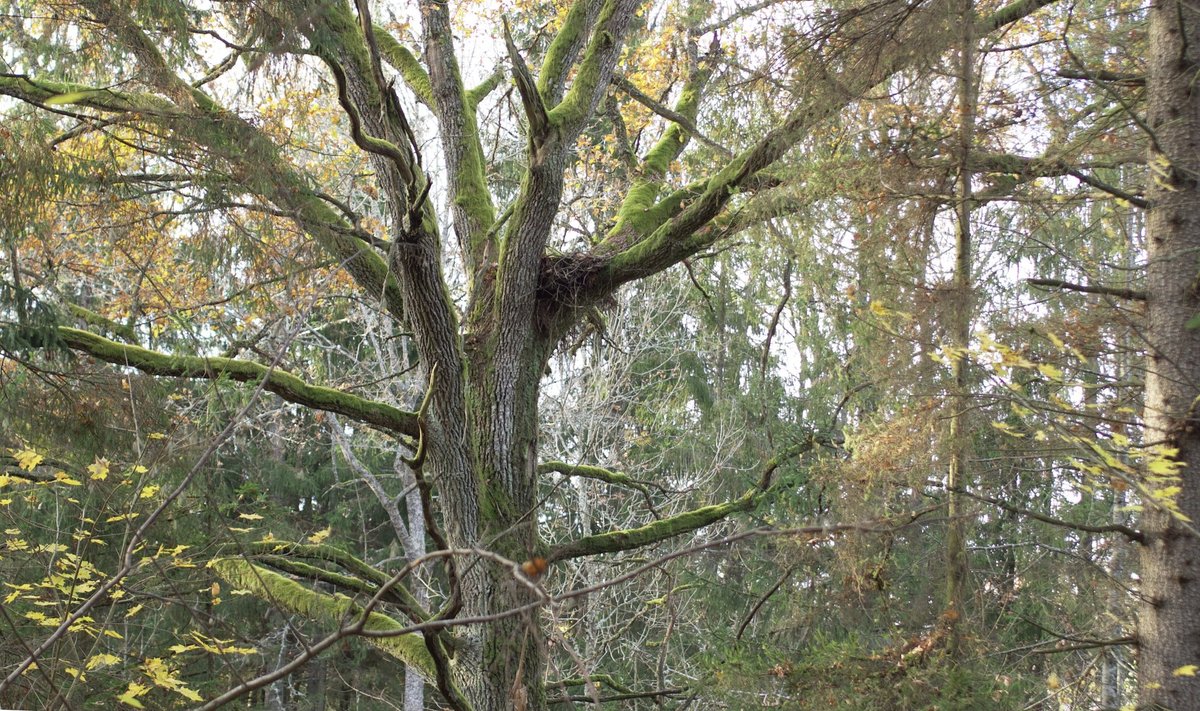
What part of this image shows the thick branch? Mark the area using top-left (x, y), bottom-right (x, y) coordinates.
top-left (419, 0), bottom-right (496, 275)
top-left (545, 493), bottom-right (755, 563)
top-left (57, 327), bottom-right (419, 438)
top-left (210, 559), bottom-right (437, 679)
top-left (372, 24), bottom-right (435, 108)
top-left (538, 0), bottom-right (601, 105)
top-left (548, 0), bottom-right (642, 135)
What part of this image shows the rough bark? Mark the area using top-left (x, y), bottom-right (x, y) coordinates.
top-left (1138, 0), bottom-right (1200, 707)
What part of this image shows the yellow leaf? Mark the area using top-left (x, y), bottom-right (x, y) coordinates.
top-left (125, 604), bottom-right (144, 618)
top-left (238, 513), bottom-right (264, 521)
top-left (1148, 458), bottom-right (1184, 476)
top-left (64, 667), bottom-right (85, 681)
top-left (1173, 665), bottom-right (1198, 677)
top-left (1037, 363), bottom-right (1063, 380)
top-left (88, 458), bottom-right (110, 481)
top-left (106, 513), bottom-right (139, 523)
top-left (148, 432), bottom-right (167, 440)
top-left (86, 653), bottom-right (121, 670)
top-left (12, 449), bottom-right (44, 471)
top-left (139, 485), bottom-right (160, 499)
top-left (991, 421), bottom-right (1025, 438)
top-left (117, 682), bottom-right (149, 708)
top-left (307, 527), bottom-right (332, 544)
top-left (54, 471), bottom-right (82, 486)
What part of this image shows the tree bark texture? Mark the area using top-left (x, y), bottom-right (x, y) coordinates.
top-left (1139, 0), bottom-right (1200, 707)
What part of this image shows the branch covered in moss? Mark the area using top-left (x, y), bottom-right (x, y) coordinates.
top-left (548, 0), bottom-right (642, 133)
top-left (57, 327), bottom-right (419, 437)
top-left (63, 303), bottom-right (139, 344)
top-left (371, 24), bottom-right (435, 107)
top-left (539, 461), bottom-right (659, 515)
top-left (546, 492), bottom-right (756, 563)
top-left (210, 559), bottom-right (437, 679)
top-left (538, 0), bottom-right (601, 105)
top-left (545, 440), bottom-right (814, 562)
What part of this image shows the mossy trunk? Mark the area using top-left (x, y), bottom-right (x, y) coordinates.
top-left (422, 326), bottom-right (555, 711)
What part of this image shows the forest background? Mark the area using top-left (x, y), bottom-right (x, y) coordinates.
top-left (0, 0), bottom-right (1193, 709)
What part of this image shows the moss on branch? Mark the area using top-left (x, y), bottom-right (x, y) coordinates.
top-left (372, 24), bottom-right (435, 108)
top-left (57, 328), bottom-right (419, 438)
top-left (64, 303), bottom-right (139, 344)
top-left (210, 559), bottom-right (437, 680)
top-left (538, 0), bottom-right (594, 102)
top-left (546, 492), bottom-right (756, 563)
top-left (545, 441), bottom-right (814, 562)
top-left (539, 461), bottom-right (659, 513)
top-left (548, 0), bottom-right (638, 130)
top-left (600, 67), bottom-right (709, 246)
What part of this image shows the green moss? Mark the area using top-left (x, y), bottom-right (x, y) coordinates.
top-left (547, 491), bottom-right (756, 562)
top-left (210, 559), bottom-right (437, 680)
top-left (538, 0), bottom-right (593, 101)
top-left (548, 0), bottom-right (625, 128)
top-left (57, 327), bottom-right (419, 437)
top-left (64, 303), bottom-right (138, 344)
top-left (372, 24), bottom-right (435, 107)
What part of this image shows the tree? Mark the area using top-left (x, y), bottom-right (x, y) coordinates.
top-left (1138, 0), bottom-right (1200, 705)
top-left (0, 0), bottom-right (1072, 708)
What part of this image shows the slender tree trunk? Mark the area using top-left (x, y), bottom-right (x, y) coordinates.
top-left (1139, 1), bottom-right (1200, 707)
top-left (945, 0), bottom-right (976, 643)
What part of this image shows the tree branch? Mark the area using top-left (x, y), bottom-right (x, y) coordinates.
top-left (210, 559), bottom-right (438, 679)
top-left (372, 23), bottom-right (435, 108)
top-left (545, 442), bottom-right (810, 562)
top-left (539, 461), bottom-right (660, 516)
top-left (504, 18), bottom-right (552, 149)
top-left (951, 486), bottom-right (1145, 543)
top-left (1026, 278), bottom-right (1146, 301)
top-left (576, 0), bottom-right (1062, 297)
top-left (57, 327), bottom-right (419, 438)
top-left (611, 74), bottom-right (730, 157)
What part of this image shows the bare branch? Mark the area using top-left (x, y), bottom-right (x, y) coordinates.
top-left (1026, 278), bottom-right (1147, 301)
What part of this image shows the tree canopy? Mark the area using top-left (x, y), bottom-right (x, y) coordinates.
top-left (3, 0), bottom-right (1194, 709)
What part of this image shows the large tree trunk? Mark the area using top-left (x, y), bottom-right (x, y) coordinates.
top-left (1138, 0), bottom-right (1200, 707)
